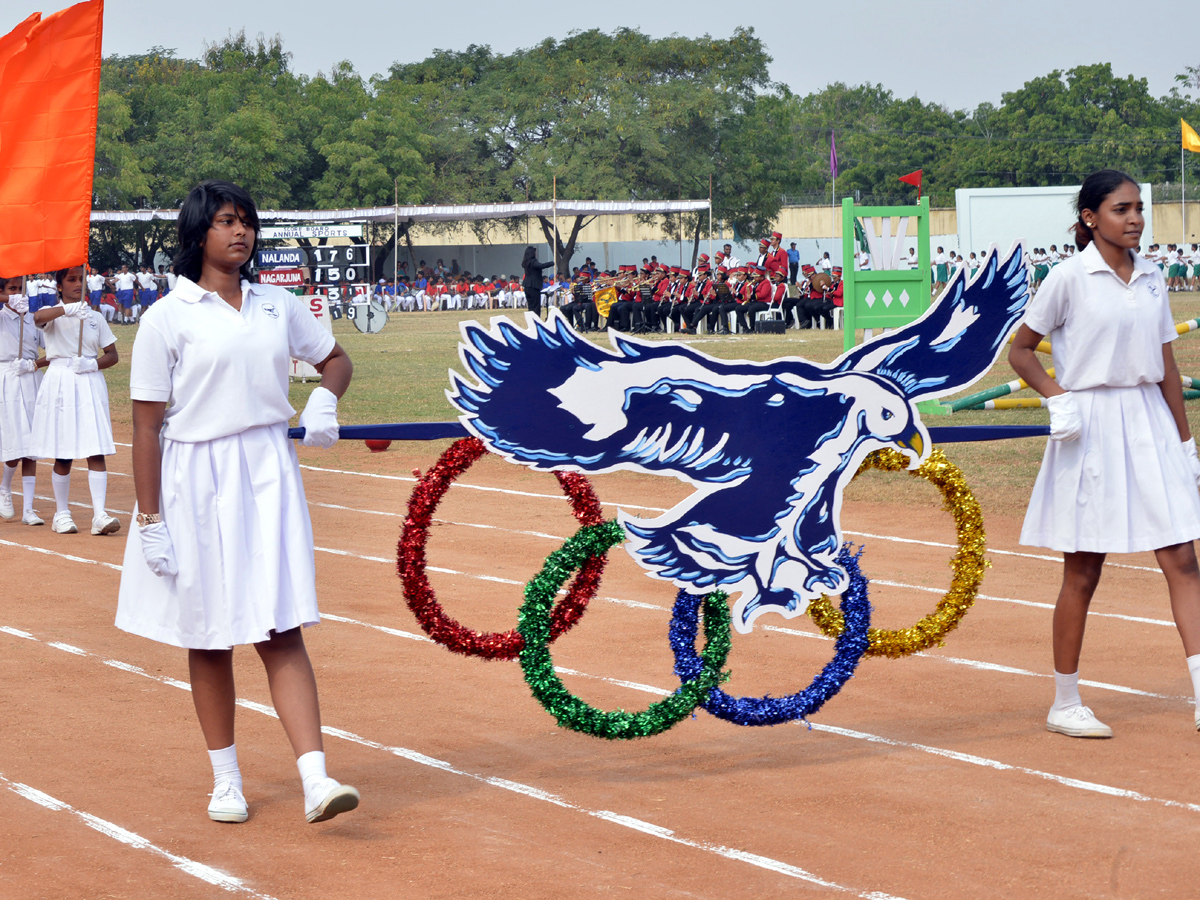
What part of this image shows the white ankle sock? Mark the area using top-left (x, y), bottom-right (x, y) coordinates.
top-left (87, 470), bottom-right (107, 517)
top-left (208, 744), bottom-right (242, 791)
top-left (22, 476), bottom-right (35, 514)
top-left (297, 750), bottom-right (328, 799)
top-left (51, 471), bottom-right (70, 514)
top-left (1053, 670), bottom-right (1082, 711)
top-left (1186, 655), bottom-right (1200, 712)
top-left (1, 463), bottom-right (14, 493)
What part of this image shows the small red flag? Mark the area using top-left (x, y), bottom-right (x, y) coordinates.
top-left (0, 1), bottom-right (104, 276)
top-left (898, 169), bottom-right (923, 201)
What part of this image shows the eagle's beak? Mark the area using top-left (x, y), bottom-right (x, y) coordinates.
top-left (894, 426), bottom-right (924, 460)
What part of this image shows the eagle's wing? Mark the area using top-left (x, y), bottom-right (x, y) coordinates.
top-left (448, 311), bottom-right (828, 485)
top-left (834, 242), bottom-right (1029, 400)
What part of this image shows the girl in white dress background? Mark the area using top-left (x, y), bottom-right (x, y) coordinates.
top-left (116, 180), bottom-right (358, 825)
top-left (0, 276), bottom-right (48, 525)
top-left (30, 267), bottom-right (120, 536)
top-left (1010, 169), bottom-right (1200, 739)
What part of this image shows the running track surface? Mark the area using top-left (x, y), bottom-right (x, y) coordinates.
top-left (2, 437), bottom-right (1198, 899)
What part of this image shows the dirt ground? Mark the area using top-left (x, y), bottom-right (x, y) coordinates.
top-left (3, 433), bottom-right (1200, 900)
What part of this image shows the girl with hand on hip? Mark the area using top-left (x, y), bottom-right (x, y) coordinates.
top-left (115, 180), bottom-right (359, 825)
top-left (29, 267), bottom-right (120, 535)
top-left (1010, 170), bottom-right (1200, 739)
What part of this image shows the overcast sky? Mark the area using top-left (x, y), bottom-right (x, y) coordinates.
top-left (11, 0), bottom-right (1197, 110)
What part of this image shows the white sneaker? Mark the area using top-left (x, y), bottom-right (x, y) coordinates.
top-left (51, 511), bottom-right (77, 534)
top-left (305, 777), bottom-right (360, 823)
top-left (91, 513), bottom-right (120, 535)
top-left (22, 510), bottom-right (43, 526)
top-left (207, 780), bottom-right (248, 824)
top-left (1046, 705), bottom-right (1113, 738)
top-left (0, 489), bottom-right (12, 519)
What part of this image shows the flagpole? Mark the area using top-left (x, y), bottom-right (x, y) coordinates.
top-left (1183, 143), bottom-right (1187, 245)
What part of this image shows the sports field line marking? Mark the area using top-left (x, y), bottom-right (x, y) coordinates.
top-left (0, 626), bottom-right (905, 900)
top-left (0, 531), bottom-right (1183, 700)
top-left (0, 773), bottom-right (277, 899)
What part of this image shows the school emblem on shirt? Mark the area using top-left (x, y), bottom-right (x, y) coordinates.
top-left (1147, 283), bottom-right (1160, 298)
top-left (261, 303), bottom-right (279, 319)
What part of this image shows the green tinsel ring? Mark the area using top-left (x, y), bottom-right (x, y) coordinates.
top-left (518, 520), bottom-right (732, 740)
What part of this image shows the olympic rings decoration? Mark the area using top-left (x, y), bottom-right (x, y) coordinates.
top-left (517, 520), bottom-right (733, 740)
top-left (671, 544), bottom-right (870, 726)
top-left (805, 448), bottom-right (987, 658)
top-left (398, 437), bottom-right (608, 660)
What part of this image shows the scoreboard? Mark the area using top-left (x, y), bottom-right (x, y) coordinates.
top-left (305, 245), bottom-right (369, 285)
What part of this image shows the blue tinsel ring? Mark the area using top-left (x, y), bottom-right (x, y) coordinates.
top-left (669, 543), bottom-right (871, 726)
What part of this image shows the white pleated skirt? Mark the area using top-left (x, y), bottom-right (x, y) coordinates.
top-left (1021, 383), bottom-right (1200, 553)
top-left (0, 366), bottom-right (40, 462)
top-left (29, 359), bottom-right (115, 460)
top-left (115, 423), bottom-right (320, 649)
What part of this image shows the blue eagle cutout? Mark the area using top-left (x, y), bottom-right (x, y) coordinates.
top-left (448, 244), bottom-right (1028, 632)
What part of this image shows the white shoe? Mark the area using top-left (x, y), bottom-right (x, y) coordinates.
top-left (22, 510), bottom-right (43, 526)
top-left (1046, 705), bottom-right (1113, 738)
top-left (0, 489), bottom-right (12, 519)
top-left (305, 778), bottom-right (360, 823)
top-left (207, 780), bottom-right (248, 824)
top-left (91, 513), bottom-right (120, 535)
top-left (51, 511), bottom-right (77, 534)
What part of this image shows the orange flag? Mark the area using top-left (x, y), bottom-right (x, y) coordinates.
top-left (0, 1), bottom-right (104, 276)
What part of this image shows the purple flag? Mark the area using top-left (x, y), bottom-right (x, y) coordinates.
top-left (830, 130), bottom-right (838, 179)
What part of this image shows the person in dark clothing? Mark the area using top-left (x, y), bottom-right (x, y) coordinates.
top-left (521, 246), bottom-right (555, 318)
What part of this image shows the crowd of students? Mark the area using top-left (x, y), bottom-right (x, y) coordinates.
top-left (17, 264), bottom-right (178, 325)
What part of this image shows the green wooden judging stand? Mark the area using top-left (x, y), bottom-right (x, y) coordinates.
top-left (840, 196), bottom-right (931, 353)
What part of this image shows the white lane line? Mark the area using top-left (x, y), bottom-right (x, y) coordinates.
top-left (0, 536), bottom-right (123, 571)
top-left (0, 774), bottom-right (277, 898)
top-left (0, 627), bottom-right (903, 900)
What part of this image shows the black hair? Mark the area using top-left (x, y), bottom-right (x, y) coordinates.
top-left (172, 180), bottom-right (260, 282)
top-left (522, 246), bottom-right (538, 266)
top-left (54, 266), bottom-right (84, 300)
top-left (1072, 169), bottom-right (1138, 249)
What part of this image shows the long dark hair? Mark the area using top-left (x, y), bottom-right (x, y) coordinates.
top-left (1072, 169), bottom-right (1138, 250)
top-left (521, 246), bottom-right (538, 267)
top-left (173, 180), bottom-right (261, 282)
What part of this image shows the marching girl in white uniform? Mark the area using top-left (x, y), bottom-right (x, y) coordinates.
top-left (30, 268), bottom-right (120, 536)
top-left (0, 276), bottom-right (48, 524)
top-left (115, 180), bottom-right (359, 825)
top-left (1011, 169), bottom-right (1200, 739)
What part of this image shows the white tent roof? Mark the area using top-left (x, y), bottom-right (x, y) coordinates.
top-left (90, 199), bottom-right (711, 224)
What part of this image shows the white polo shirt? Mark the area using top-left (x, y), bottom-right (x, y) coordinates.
top-left (130, 277), bottom-right (337, 443)
top-left (25, 279), bottom-right (38, 298)
top-left (1022, 242), bottom-right (1176, 392)
top-left (115, 272), bottom-right (135, 291)
top-left (0, 307), bottom-right (42, 360)
top-left (136, 271), bottom-right (156, 290)
top-left (40, 309), bottom-right (116, 359)
top-left (87, 274), bottom-right (104, 292)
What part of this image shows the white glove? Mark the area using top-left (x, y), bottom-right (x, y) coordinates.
top-left (1045, 392), bottom-right (1083, 442)
top-left (298, 385), bottom-right (340, 448)
top-left (9, 359), bottom-right (36, 376)
top-left (7, 296), bottom-right (28, 314)
top-left (71, 357), bottom-right (98, 374)
top-left (1183, 438), bottom-right (1200, 489)
top-left (139, 521), bottom-right (178, 577)
top-left (62, 301), bottom-right (90, 319)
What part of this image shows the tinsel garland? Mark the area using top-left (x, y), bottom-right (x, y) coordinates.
top-left (671, 544), bottom-right (870, 726)
top-left (518, 521), bottom-right (733, 739)
top-left (806, 447), bottom-right (987, 658)
top-left (398, 437), bottom-right (607, 660)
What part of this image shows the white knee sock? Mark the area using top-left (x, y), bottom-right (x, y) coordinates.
top-left (297, 750), bottom-right (328, 800)
top-left (1052, 670), bottom-right (1082, 711)
top-left (22, 476), bottom-right (35, 515)
top-left (208, 743), bottom-right (242, 791)
top-left (87, 470), bottom-right (107, 517)
top-left (1186, 655), bottom-right (1200, 712)
top-left (51, 471), bottom-right (70, 514)
top-left (1, 463), bottom-right (14, 492)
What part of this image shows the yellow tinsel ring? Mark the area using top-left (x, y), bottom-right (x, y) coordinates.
top-left (806, 447), bottom-right (987, 658)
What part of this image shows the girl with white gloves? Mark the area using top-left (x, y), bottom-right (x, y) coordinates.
top-left (30, 268), bottom-right (120, 535)
top-left (1010, 169), bottom-right (1200, 739)
top-left (0, 276), bottom-right (48, 524)
top-left (115, 180), bottom-right (359, 826)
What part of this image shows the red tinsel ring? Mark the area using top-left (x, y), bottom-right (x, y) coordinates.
top-left (398, 437), bottom-right (608, 660)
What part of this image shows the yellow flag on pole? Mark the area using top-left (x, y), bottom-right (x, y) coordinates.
top-left (1184, 119), bottom-right (1200, 153)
